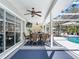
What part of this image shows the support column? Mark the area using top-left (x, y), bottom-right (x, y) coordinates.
top-left (60, 23), bottom-right (62, 36)
top-left (3, 9), bottom-right (6, 51)
top-left (50, 12), bottom-right (53, 48)
top-left (14, 17), bottom-right (16, 44)
top-left (21, 21), bottom-right (23, 41)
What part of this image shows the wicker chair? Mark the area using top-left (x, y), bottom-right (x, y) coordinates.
top-left (42, 34), bottom-right (49, 42)
top-left (31, 33), bottom-right (38, 45)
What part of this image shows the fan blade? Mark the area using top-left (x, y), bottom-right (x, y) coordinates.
top-left (35, 11), bottom-right (41, 13)
top-left (24, 13), bottom-right (30, 15)
top-left (27, 10), bottom-right (31, 12)
top-left (35, 13), bottom-right (41, 17)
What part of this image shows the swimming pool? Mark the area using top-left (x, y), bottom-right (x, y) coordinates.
top-left (67, 36), bottom-right (79, 43)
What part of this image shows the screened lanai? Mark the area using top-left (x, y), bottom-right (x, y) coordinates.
top-left (0, 0), bottom-right (79, 59)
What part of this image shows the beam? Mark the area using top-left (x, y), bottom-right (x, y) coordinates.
top-left (50, 12), bottom-right (53, 48)
top-left (52, 19), bottom-right (79, 21)
top-left (44, 0), bottom-right (57, 19)
top-left (60, 13), bottom-right (79, 15)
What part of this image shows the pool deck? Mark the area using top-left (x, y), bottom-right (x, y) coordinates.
top-left (54, 37), bottom-right (79, 58)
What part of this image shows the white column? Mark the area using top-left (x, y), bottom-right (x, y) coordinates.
top-left (3, 9), bottom-right (6, 50)
top-left (50, 12), bottom-right (53, 48)
top-left (21, 21), bottom-right (23, 41)
top-left (14, 17), bottom-right (16, 44)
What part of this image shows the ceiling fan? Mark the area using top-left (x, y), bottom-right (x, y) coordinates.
top-left (24, 8), bottom-right (42, 17)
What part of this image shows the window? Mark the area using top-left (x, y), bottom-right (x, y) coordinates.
top-left (0, 8), bottom-right (4, 53)
top-left (6, 12), bottom-right (15, 49)
top-left (0, 5), bottom-right (24, 54)
top-left (16, 18), bottom-right (21, 42)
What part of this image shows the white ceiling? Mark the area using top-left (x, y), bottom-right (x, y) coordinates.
top-left (7, 0), bottom-right (53, 24)
top-left (6, 0), bottom-right (73, 24)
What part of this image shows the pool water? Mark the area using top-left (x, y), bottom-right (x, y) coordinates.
top-left (67, 37), bottom-right (79, 43)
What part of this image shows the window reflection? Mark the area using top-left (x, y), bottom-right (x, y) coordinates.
top-left (6, 12), bottom-right (15, 49)
top-left (0, 22), bottom-right (4, 53)
top-left (16, 18), bottom-right (21, 42)
top-left (0, 8), bottom-right (4, 53)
